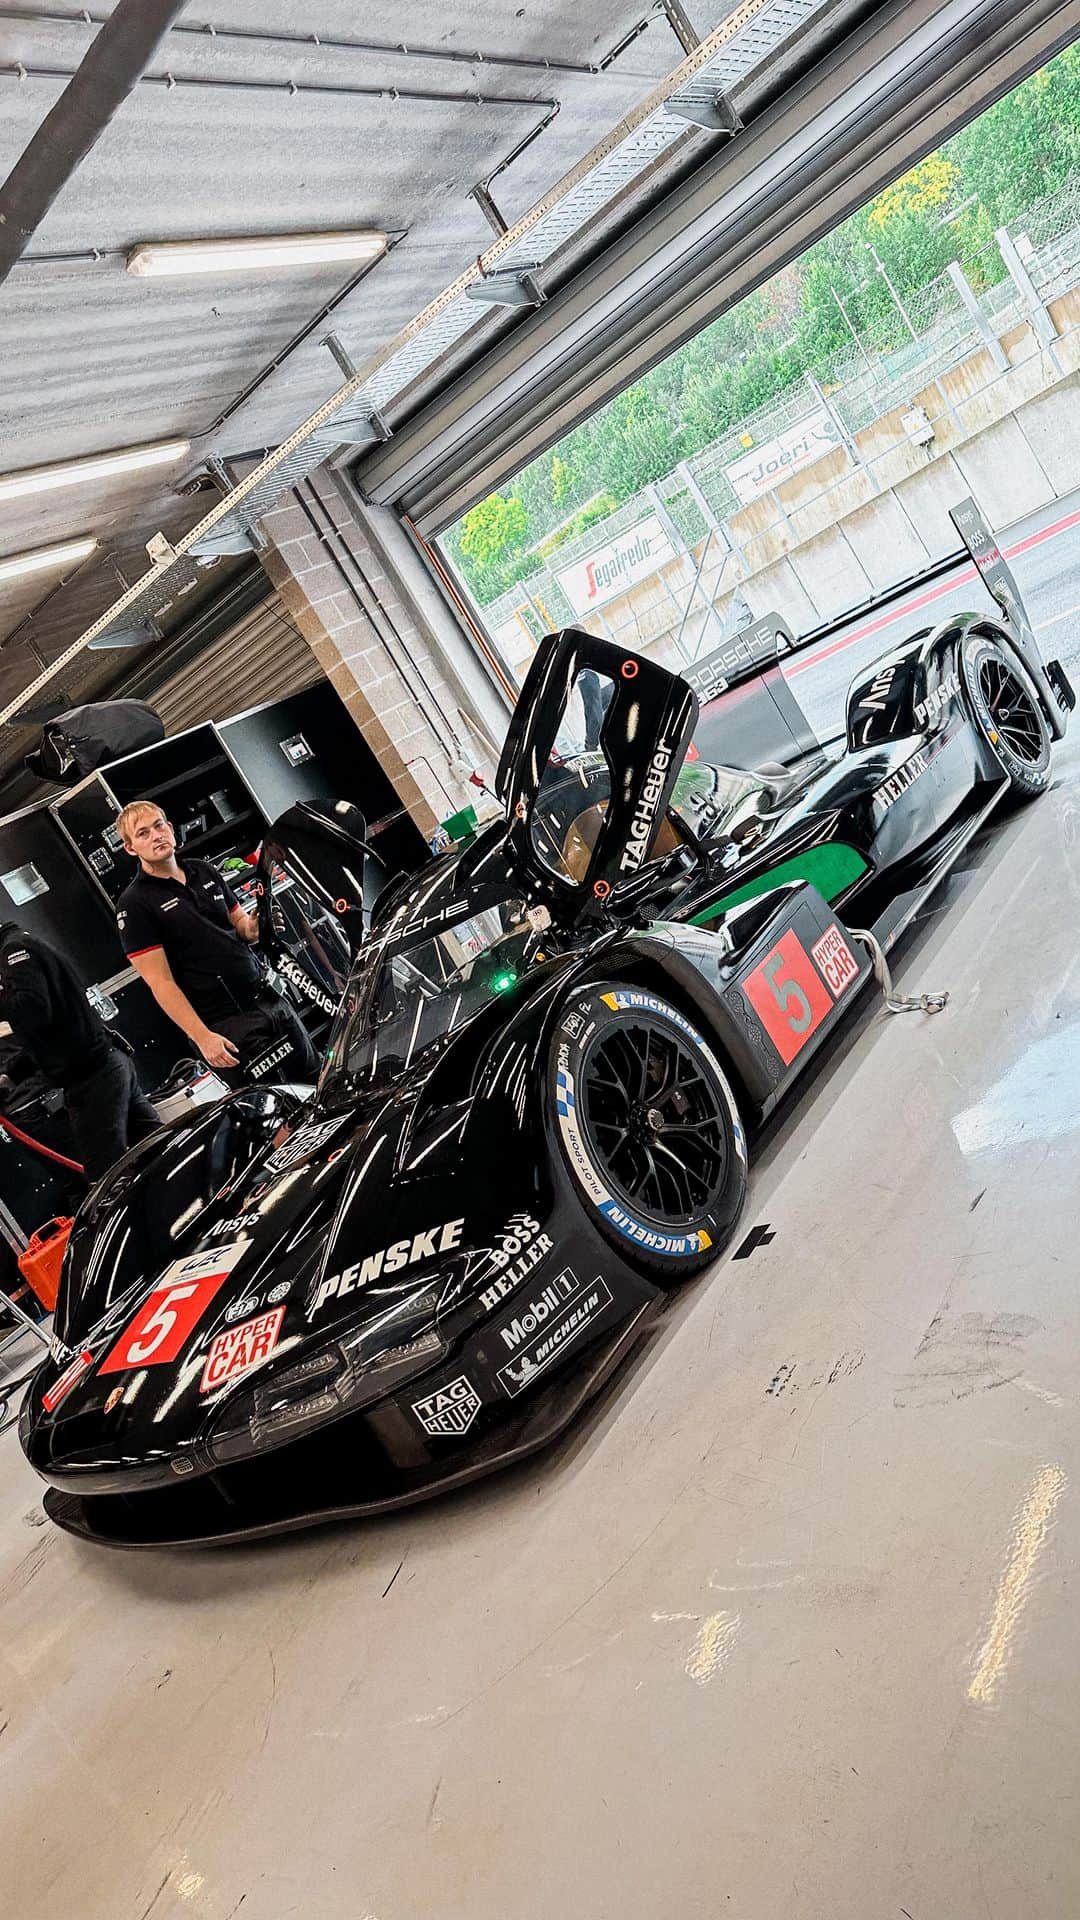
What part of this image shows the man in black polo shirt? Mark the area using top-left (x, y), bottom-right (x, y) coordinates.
top-left (0, 922), bottom-right (160, 1181)
top-left (116, 799), bottom-right (319, 1088)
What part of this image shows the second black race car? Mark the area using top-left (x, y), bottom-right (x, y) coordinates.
top-left (21, 548), bottom-right (1073, 1544)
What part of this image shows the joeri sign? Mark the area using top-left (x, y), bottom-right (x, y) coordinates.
top-left (555, 515), bottom-right (678, 615)
top-left (724, 408), bottom-right (839, 506)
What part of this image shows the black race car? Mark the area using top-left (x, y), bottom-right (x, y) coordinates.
top-left (21, 523), bottom-right (1073, 1545)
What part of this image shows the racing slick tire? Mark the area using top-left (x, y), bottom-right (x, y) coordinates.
top-left (960, 632), bottom-right (1052, 801)
top-left (548, 981), bottom-right (747, 1281)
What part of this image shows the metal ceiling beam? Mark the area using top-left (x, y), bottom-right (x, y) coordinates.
top-left (2, 0), bottom-right (1068, 724)
top-left (0, 0), bottom-right (188, 290)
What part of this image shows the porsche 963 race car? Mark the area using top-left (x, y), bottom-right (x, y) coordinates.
top-left (21, 515), bottom-right (1074, 1544)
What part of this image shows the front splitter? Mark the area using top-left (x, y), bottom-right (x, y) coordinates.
top-left (40, 1303), bottom-right (661, 1548)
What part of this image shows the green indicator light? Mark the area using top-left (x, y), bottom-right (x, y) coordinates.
top-left (491, 969), bottom-right (517, 994)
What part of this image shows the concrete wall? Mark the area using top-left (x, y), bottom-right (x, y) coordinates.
top-left (587, 355), bottom-right (1080, 651)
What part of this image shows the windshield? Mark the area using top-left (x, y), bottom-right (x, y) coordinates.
top-left (323, 896), bottom-right (531, 1087)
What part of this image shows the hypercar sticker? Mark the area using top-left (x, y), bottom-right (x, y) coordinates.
top-left (99, 1240), bottom-right (250, 1376)
top-left (411, 1375), bottom-right (482, 1438)
top-left (740, 931), bottom-right (832, 1066)
top-left (313, 1218), bottom-right (465, 1312)
top-left (42, 1350), bottom-right (93, 1412)
top-left (200, 1307), bottom-right (286, 1394)
top-left (496, 1274), bottom-right (614, 1398)
top-left (810, 924), bottom-right (860, 999)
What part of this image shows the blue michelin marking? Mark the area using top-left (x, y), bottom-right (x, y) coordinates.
top-left (555, 1067), bottom-right (575, 1119)
top-left (598, 1198), bottom-right (707, 1258)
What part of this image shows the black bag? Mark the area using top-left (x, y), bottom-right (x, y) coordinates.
top-left (24, 699), bottom-right (164, 785)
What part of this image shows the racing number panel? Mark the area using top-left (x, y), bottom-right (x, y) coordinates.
top-left (718, 889), bottom-right (870, 1101)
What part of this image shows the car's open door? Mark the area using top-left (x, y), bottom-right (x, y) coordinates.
top-left (494, 628), bottom-right (698, 920)
top-left (254, 801), bottom-right (392, 1021)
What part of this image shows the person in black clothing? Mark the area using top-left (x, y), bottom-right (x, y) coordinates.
top-left (116, 799), bottom-right (319, 1089)
top-left (0, 923), bottom-right (160, 1182)
top-left (577, 668), bottom-right (613, 752)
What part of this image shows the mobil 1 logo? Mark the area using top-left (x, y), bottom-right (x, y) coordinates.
top-left (494, 1267), bottom-right (614, 1398)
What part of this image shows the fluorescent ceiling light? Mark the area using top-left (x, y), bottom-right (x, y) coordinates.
top-left (0, 439), bottom-right (189, 504)
top-left (0, 537), bottom-right (97, 584)
top-left (127, 230), bottom-right (388, 278)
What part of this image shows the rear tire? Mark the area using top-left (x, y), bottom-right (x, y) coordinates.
top-left (548, 981), bottom-right (747, 1280)
top-left (960, 632), bottom-right (1052, 801)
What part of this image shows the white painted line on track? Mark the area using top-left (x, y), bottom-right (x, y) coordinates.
top-left (1034, 603), bottom-right (1080, 630)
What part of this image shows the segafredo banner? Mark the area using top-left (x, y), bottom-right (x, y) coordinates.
top-left (555, 515), bottom-right (678, 615)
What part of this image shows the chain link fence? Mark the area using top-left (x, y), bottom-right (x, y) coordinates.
top-left (447, 170), bottom-right (1080, 679)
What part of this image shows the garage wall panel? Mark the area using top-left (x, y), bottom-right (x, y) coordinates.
top-left (149, 593), bottom-right (322, 737)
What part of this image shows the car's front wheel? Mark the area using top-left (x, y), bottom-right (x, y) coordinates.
top-left (548, 981), bottom-right (747, 1280)
top-left (961, 632), bottom-right (1052, 800)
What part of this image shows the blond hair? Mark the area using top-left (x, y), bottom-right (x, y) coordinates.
top-left (115, 798), bottom-right (166, 846)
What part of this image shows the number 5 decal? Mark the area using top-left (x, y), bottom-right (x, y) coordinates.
top-left (125, 1280), bottom-right (202, 1365)
top-left (100, 1242), bottom-right (248, 1375)
top-left (741, 930), bottom-right (832, 1066)
top-left (761, 951), bottom-right (813, 1034)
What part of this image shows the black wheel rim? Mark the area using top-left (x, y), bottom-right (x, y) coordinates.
top-left (977, 657), bottom-right (1044, 765)
top-left (579, 1016), bottom-right (729, 1227)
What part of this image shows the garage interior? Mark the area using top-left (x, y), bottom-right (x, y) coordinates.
top-left (2, 2), bottom-right (1079, 1915)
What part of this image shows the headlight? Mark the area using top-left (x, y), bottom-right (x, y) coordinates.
top-left (208, 1287), bottom-right (447, 1463)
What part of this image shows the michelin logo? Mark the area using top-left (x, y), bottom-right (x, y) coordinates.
top-left (496, 1272), bottom-right (613, 1397)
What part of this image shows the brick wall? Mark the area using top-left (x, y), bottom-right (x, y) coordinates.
top-left (258, 469), bottom-right (483, 836)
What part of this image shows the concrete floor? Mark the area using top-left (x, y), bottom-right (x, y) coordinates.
top-left (4, 727), bottom-right (1080, 1918)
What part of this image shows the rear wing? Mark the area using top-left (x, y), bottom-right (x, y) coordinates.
top-left (949, 495), bottom-right (1070, 739)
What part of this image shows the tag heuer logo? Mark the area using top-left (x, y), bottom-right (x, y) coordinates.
top-left (412, 1375), bottom-right (481, 1439)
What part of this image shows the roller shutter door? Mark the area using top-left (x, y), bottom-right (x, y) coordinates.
top-left (149, 593), bottom-right (322, 736)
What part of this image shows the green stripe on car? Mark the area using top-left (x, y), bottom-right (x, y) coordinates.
top-left (688, 842), bottom-right (868, 927)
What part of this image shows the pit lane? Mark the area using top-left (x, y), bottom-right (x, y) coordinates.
top-left (2, 690), bottom-right (1078, 1919)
